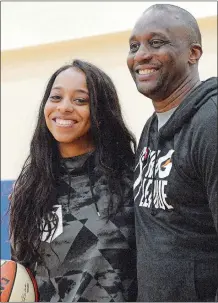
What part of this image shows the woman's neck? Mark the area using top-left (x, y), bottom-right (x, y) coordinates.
top-left (59, 137), bottom-right (95, 158)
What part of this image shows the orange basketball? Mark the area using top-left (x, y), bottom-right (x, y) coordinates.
top-left (0, 260), bottom-right (39, 302)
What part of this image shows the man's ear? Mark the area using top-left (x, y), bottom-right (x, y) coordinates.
top-left (189, 43), bottom-right (203, 64)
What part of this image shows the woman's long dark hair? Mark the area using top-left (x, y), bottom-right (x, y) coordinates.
top-left (9, 59), bottom-right (136, 268)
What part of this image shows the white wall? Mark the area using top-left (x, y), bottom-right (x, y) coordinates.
top-left (2, 2), bottom-right (217, 50)
top-left (1, 16), bottom-right (217, 180)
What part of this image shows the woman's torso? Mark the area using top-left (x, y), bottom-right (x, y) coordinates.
top-left (35, 153), bottom-right (137, 302)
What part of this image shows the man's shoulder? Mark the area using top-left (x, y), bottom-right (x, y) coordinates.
top-left (202, 93), bottom-right (217, 107)
top-left (194, 94), bottom-right (217, 124)
top-left (191, 95), bottom-right (217, 141)
top-left (137, 114), bottom-right (155, 150)
top-left (141, 113), bottom-right (156, 136)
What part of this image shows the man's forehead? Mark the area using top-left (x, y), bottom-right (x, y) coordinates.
top-left (130, 10), bottom-right (184, 39)
top-left (131, 20), bottom-right (170, 39)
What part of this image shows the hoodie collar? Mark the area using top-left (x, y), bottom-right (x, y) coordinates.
top-left (60, 151), bottom-right (95, 173)
top-left (158, 77), bottom-right (217, 139)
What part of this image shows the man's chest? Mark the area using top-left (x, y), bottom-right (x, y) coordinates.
top-left (134, 140), bottom-right (205, 211)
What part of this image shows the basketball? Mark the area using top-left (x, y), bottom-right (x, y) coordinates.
top-left (0, 260), bottom-right (39, 302)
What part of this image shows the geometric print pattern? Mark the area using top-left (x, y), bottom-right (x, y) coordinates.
top-left (35, 153), bottom-right (137, 301)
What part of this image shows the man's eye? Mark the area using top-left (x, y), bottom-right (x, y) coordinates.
top-left (129, 42), bottom-right (139, 53)
top-left (50, 95), bottom-right (62, 101)
top-left (149, 40), bottom-right (165, 48)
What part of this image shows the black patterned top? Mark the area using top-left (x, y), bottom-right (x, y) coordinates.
top-left (35, 152), bottom-right (137, 302)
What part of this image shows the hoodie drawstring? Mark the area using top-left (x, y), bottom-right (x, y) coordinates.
top-left (63, 163), bottom-right (72, 212)
top-left (142, 115), bottom-right (159, 216)
top-left (87, 159), bottom-right (100, 217)
top-left (62, 157), bottom-right (100, 217)
top-left (150, 136), bottom-right (159, 216)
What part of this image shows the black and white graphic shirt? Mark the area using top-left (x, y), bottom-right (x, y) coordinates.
top-left (35, 153), bottom-right (137, 302)
top-left (134, 78), bottom-right (218, 302)
top-left (134, 146), bottom-right (174, 210)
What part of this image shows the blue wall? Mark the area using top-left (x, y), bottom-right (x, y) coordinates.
top-left (1, 180), bottom-right (14, 260)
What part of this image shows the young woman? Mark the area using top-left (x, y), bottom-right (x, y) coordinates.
top-left (9, 60), bottom-right (137, 302)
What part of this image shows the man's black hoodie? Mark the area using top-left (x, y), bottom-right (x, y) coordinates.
top-left (134, 77), bottom-right (218, 302)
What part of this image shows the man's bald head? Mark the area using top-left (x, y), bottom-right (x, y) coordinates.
top-left (127, 4), bottom-right (203, 101)
top-left (143, 4), bottom-right (202, 46)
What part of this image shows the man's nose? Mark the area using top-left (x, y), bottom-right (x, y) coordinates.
top-left (134, 45), bottom-right (153, 63)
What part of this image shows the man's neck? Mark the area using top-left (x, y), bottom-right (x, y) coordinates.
top-left (153, 76), bottom-right (201, 113)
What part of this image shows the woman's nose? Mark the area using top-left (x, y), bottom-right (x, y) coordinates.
top-left (57, 98), bottom-right (74, 113)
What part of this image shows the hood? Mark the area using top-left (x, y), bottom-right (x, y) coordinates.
top-left (159, 77), bottom-right (217, 139)
top-left (59, 151), bottom-right (95, 176)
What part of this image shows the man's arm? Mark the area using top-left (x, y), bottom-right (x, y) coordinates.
top-left (196, 98), bottom-right (218, 232)
top-left (193, 97), bottom-right (217, 299)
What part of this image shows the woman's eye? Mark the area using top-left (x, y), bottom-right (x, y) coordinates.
top-left (50, 95), bottom-right (62, 101)
top-left (150, 40), bottom-right (165, 48)
top-left (74, 99), bottom-right (88, 105)
top-left (129, 42), bottom-right (140, 53)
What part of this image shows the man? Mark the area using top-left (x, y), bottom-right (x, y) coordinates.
top-left (127, 4), bottom-right (218, 302)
